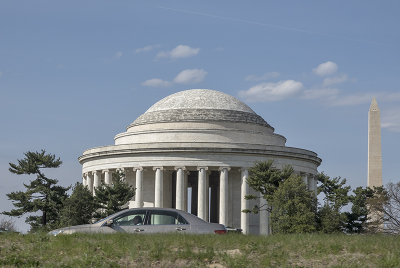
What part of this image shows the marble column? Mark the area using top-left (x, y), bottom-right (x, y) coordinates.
top-left (206, 172), bottom-right (209, 222)
top-left (302, 173), bottom-right (308, 188)
top-left (313, 175), bottom-right (318, 195)
top-left (197, 167), bottom-right (208, 220)
top-left (175, 167), bottom-right (185, 210)
top-left (259, 193), bottom-right (269, 235)
top-left (134, 167), bottom-right (143, 208)
top-left (241, 168), bottom-right (249, 234)
top-left (219, 167), bottom-right (230, 227)
top-left (82, 174), bottom-right (87, 187)
top-left (154, 167), bottom-right (163, 208)
top-left (86, 172), bottom-right (93, 193)
top-left (93, 170), bottom-right (100, 196)
top-left (306, 174), bottom-right (311, 191)
top-left (104, 169), bottom-right (111, 185)
top-left (184, 171), bottom-right (189, 212)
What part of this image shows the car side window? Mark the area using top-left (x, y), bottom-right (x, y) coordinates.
top-left (149, 211), bottom-right (188, 225)
top-left (113, 211), bottom-right (146, 226)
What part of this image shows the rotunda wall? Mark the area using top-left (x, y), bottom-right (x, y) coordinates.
top-left (116, 121), bottom-right (285, 146)
top-left (80, 149), bottom-right (319, 175)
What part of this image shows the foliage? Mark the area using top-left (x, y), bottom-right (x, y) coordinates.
top-left (246, 160), bottom-right (294, 213)
top-left (94, 170), bottom-right (135, 219)
top-left (368, 183), bottom-right (400, 234)
top-left (57, 182), bottom-right (97, 227)
top-left (270, 175), bottom-right (317, 233)
top-left (0, 217), bottom-right (17, 232)
top-left (344, 186), bottom-right (376, 233)
top-left (246, 161), bottom-right (317, 233)
top-left (316, 173), bottom-right (351, 233)
top-left (2, 150), bottom-right (70, 232)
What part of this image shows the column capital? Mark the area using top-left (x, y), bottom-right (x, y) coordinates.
top-left (153, 166), bottom-right (164, 171)
top-left (197, 166), bottom-right (208, 171)
top-left (102, 169), bottom-right (110, 173)
top-left (219, 166), bottom-right (231, 171)
top-left (83, 173), bottom-right (88, 177)
top-left (133, 167), bottom-right (144, 171)
top-left (174, 166), bottom-right (186, 171)
top-left (92, 170), bottom-right (100, 175)
top-left (239, 167), bottom-right (249, 173)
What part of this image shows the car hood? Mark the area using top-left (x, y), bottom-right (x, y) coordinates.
top-left (48, 224), bottom-right (95, 235)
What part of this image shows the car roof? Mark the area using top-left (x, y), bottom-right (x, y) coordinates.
top-left (96, 207), bottom-right (207, 225)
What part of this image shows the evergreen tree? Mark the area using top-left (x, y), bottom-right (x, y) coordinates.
top-left (270, 175), bottom-right (317, 233)
top-left (245, 161), bottom-right (317, 233)
top-left (58, 182), bottom-right (97, 227)
top-left (344, 186), bottom-right (376, 233)
top-left (245, 160), bottom-right (293, 213)
top-left (316, 173), bottom-right (351, 233)
top-left (94, 170), bottom-right (135, 219)
top-left (3, 150), bottom-right (69, 231)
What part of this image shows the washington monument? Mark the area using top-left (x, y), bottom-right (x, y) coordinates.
top-left (368, 98), bottom-right (382, 187)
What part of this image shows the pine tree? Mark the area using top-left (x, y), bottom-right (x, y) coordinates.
top-left (58, 182), bottom-right (97, 227)
top-left (3, 150), bottom-right (69, 231)
top-left (93, 170), bottom-right (135, 219)
top-left (316, 173), bottom-right (351, 233)
top-left (270, 175), bottom-right (317, 233)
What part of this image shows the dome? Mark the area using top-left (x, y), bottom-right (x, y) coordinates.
top-left (130, 89), bottom-right (271, 128)
top-left (146, 89), bottom-right (254, 113)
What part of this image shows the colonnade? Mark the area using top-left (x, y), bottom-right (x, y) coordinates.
top-left (83, 166), bottom-right (317, 235)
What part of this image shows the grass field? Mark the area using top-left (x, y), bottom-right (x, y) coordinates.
top-left (0, 232), bottom-right (399, 267)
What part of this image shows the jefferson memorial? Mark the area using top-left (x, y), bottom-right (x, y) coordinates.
top-left (79, 89), bottom-right (321, 235)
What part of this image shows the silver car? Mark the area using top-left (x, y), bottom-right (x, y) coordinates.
top-left (49, 208), bottom-right (227, 236)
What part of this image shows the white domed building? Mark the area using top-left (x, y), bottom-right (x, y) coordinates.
top-left (79, 89), bottom-right (321, 235)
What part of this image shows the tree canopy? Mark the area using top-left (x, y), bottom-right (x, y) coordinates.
top-left (57, 182), bottom-right (97, 228)
top-left (270, 175), bottom-right (317, 233)
top-left (93, 170), bottom-right (135, 219)
top-left (246, 161), bottom-right (317, 233)
top-left (3, 150), bottom-right (70, 231)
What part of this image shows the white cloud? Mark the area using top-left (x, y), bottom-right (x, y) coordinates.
top-left (239, 80), bottom-right (303, 102)
top-left (142, 68), bottom-right (207, 87)
top-left (156, 45), bottom-right (200, 59)
top-left (173, 69), bottom-right (207, 84)
top-left (323, 74), bottom-right (348, 86)
top-left (313, 61), bottom-right (338, 76)
top-left (114, 51), bottom-right (123, 59)
top-left (302, 88), bottom-right (339, 100)
top-left (329, 92), bottom-right (400, 106)
top-left (330, 93), bottom-right (373, 106)
top-left (245, 72), bottom-right (280, 82)
top-left (382, 108), bottom-right (400, 133)
top-left (135, 44), bottom-right (160, 53)
top-left (141, 78), bottom-right (171, 87)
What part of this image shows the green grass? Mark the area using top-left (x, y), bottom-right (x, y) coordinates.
top-left (0, 232), bottom-right (399, 267)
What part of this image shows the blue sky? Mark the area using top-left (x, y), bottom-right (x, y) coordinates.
top-left (1, 1), bottom-right (399, 232)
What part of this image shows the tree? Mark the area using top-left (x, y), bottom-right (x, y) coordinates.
top-left (316, 173), bottom-right (351, 233)
top-left (57, 182), bottom-right (97, 227)
top-left (270, 175), bottom-right (317, 233)
top-left (246, 161), bottom-right (317, 233)
top-left (3, 150), bottom-right (70, 231)
top-left (368, 183), bottom-right (400, 234)
top-left (0, 217), bottom-right (17, 232)
top-left (94, 170), bottom-right (135, 219)
top-left (246, 160), bottom-right (294, 213)
top-left (344, 186), bottom-right (375, 233)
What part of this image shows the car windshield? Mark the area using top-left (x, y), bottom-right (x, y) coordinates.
top-left (93, 214), bottom-right (114, 224)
